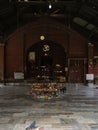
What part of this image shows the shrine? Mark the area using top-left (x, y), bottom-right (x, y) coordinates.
top-left (30, 82), bottom-right (66, 99)
top-left (27, 41), bottom-right (66, 82)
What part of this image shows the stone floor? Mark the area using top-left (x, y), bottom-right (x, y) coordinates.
top-left (0, 83), bottom-right (98, 130)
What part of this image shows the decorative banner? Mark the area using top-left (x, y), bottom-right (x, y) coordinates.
top-left (43, 44), bottom-right (50, 52)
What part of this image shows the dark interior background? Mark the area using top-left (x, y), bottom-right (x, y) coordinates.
top-left (0, 0), bottom-right (98, 43)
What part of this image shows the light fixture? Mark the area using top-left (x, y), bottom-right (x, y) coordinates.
top-left (40, 35), bottom-right (45, 40)
top-left (49, 3), bottom-right (52, 9)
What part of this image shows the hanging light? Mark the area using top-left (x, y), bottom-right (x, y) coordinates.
top-left (49, 3), bottom-right (52, 9)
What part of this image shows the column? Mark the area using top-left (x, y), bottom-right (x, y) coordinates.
top-left (0, 43), bottom-right (5, 81)
top-left (88, 43), bottom-right (94, 73)
top-left (87, 42), bottom-right (94, 86)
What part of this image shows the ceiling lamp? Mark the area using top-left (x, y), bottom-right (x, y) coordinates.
top-left (49, 3), bottom-right (52, 9)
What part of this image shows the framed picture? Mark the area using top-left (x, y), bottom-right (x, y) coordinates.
top-left (29, 52), bottom-right (35, 61)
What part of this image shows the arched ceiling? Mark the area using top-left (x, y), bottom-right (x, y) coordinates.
top-left (0, 0), bottom-right (98, 43)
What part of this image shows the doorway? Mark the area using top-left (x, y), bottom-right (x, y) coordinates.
top-left (40, 56), bottom-right (53, 79)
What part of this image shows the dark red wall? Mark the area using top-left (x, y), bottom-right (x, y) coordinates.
top-left (4, 18), bottom-right (89, 81)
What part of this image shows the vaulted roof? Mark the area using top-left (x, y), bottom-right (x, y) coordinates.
top-left (0, 0), bottom-right (98, 43)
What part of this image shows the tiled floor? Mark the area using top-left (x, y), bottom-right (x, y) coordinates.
top-left (0, 83), bottom-right (98, 130)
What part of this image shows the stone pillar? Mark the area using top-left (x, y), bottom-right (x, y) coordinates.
top-left (87, 42), bottom-right (94, 86)
top-left (88, 43), bottom-right (94, 73)
top-left (0, 43), bottom-right (5, 81)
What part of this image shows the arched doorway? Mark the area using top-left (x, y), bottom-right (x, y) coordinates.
top-left (26, 40), bottom-right (66, 82)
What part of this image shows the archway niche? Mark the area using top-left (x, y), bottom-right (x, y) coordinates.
top-left (26, 40), bottom-right (66, 82)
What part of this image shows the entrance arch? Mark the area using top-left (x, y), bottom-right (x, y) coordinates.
top-left (26, 40), bottom-right (66, 81)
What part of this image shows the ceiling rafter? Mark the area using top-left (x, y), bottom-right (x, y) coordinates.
top-left (0, 0), bottom-right (98, 42)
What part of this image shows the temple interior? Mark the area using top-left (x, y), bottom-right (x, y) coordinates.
top-left (0, 0), bottom-right (98, 130)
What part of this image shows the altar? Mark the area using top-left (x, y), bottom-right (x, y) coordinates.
top-left (30, 82), bottom-right (66, 99)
